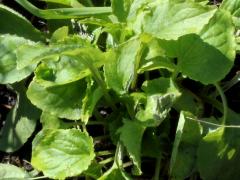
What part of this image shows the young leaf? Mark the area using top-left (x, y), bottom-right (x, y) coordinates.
top-left (0, 82), bottom-right (40, 153)
top-left (50, 26), bottom-right (69, 43)
top-left (0, 35), bottom-right (37, 84)
top-left (0, 164), bottom-right (31, 179)
top-left (0, 4), bottom-right (43, 41)
top-left (128, 0), bottom-right (216, 40)
top-left (118, 119), bottom-right (146, 175)
top-left (31, 129), bottom-right (95, 179)
top-left (170, 112), bottom-right (201, 180)
top-left (27, 79), bottom-right (86, 120)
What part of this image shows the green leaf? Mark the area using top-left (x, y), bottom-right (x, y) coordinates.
top-left (16, 35), bottom-right (91, 70)
top-left (159, 30), bottom-right (235, 84)
top-left (119, 120), bottom-right (146, 175)
top-left (34, 47), bottom-right (105, 88)
top-left (50, 26), bottom-right (69, 43)
top-left (200, 9), bottom-right (235, 61)
top-left (174, 90), bottom-right (203, 115)
top-left (82, 79), bottom-right (103, 124)
top-left (138, 38), bottom-right (176, 73)
top-left (128, 0), bottom-right (216, 40)
top-left (141, 77), bottom-right (180, 96)
top-left (220, 0), bottom-right (240, 15)
top-left (0, 164), bottom-right (31, 179)
top-left (16, 0), bottom-right (112, 19)
top-left (83, 161), bottom-right (102, 179)
top-left (41, 0), bottom-right (83, 7)
top-left (0, 82), bottom-right (40, 153)
top-left (178, 35), bottom-right (232, 84)
top-left (98, 163), bottom-right (131, 180)
top-left (27, 79), bottom-right (86, 120)
top-left (197, 110), bottom-right (240, 180)
top-left (141, 128), bottom-right (162, 158)
top-left (104, 38), bottom-right (143, 94)
top-left (31, 129), bottom-right (95, 179)
top-left (176, 9), bottom-right (235, 84)
top-left (0, 35), bottom-right (37, 84)
top-left (136, 78), bottom-right (180, 126)
top-left (111, 0), bottom-right (133, 22)
top-left (0, 4), bottom-right (43, 41)
top-left (170, 112), bottom-right (201, 180)
top-left (40, 111), bottom-right (69, 129)
top-left (136, 94), bottom-right (175, 126)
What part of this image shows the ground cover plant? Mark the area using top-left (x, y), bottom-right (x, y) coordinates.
top-left (1, 0), bottom-right (240, 179)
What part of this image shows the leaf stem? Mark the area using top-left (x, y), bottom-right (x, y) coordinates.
top-left (99, 157), bottom-right (114, 165)
top-left (30, 176), bottom-right (48, 180)
top-left (15, 0), bottom-right (111, 19)
top-left (186, 116), bottom-right (240, 129)
top-left (93, 135), bottom-right (109, 141)
top-left (153, 156), bottom-right (162, 180)
top-left (85, 0), bottom-right (94, 7)
top-left (215, 83), bottom-right (228, 125)
top-left (96, 150), bottom-right (114, 156)
top-left (81, 57), bottom-right (117, 112)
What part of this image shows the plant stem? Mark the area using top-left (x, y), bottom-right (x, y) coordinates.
top-left (30, 176), bottom-right (48, 180)
top-left (131, 44), bottom-right (144, 90)
top-left (86, 0), bottom-right (94, 7)
top-left (82, 59), bottom-right (117, 112)
top-left (153, 156), bottom-right (162, 180)
top-left (96, 150), bottom-right (114, 156)
top-left (99, 157), bottom-right (115, 165)
top-left (215, 83), bottom-right (228, 125)
top-left (94, 135), bottom-right (109, 141)
top-left (94, 110), bottom-right (107, 122)
top-left (123, 161), bottom-right (133, 168)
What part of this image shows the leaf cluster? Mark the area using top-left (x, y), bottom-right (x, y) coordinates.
top-left (1, 0), bottom-right (240, 179)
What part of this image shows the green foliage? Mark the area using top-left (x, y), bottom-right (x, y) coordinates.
top-left (31, 129), bottom-right (95, 179)
top-left (0, 164), bottom-right (31, 179)
top-left (1, 0), bottom-right (240, 179)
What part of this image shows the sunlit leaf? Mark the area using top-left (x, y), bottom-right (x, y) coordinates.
top-left (0, 164), bottom-right (31, 179)
top-left (27, 79), bottom-right (86, 120)
top-left (128, 0), bottom-right (216, 40)
top-left (0, 35), bottom-right (36, 84)
top-left (32, 129), bottom-right (95, 179)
